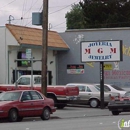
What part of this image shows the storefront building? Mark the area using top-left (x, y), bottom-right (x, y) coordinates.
top-left (0, 24), bottom-right (69, 85)
top-left (58, 28), bottom-right (130, 88)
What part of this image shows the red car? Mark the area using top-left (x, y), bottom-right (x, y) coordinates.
top-left (0, 90), bottom-right (56, 122)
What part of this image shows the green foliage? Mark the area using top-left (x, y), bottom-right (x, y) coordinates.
top-left (65, 4), bottom-right (86, 29)
top-left (65, 0), bottom-right (130, 29)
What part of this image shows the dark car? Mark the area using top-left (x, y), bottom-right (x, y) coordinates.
top-left (108, 91), bottom-right (130, 115)
top-left (0, 90), bottom-right (56, 122)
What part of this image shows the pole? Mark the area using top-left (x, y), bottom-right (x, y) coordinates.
top-left (41, 0), bottom-right (48, 96)
top-left (100, 62), bottom-right (104, 109)
top-left (31, 57), bottom-right (33, 89)
top-left (15, 64), bottom-right (18, 89)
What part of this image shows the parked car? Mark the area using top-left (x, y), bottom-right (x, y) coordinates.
top-left (95, 84), bottom-right (126, 97)
top-left (0, 90), bottom-right (56, 122)
top-left (0, 75), bottom-right (79, 109)
top-left (66, 83), bottom-right (119, 108)
top-left (108, 91), bottom-right (130, 115)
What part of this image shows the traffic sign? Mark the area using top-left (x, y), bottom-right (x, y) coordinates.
top-left (26, 49), bottom-right (32, 59)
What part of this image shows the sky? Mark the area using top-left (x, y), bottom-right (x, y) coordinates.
top-left (0, 0), bottom-right (81, 32)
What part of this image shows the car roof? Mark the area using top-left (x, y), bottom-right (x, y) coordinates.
top-left (95, 83), bottom-right (113, 85)
top-left (3, 90), bottom-right (40, 93)
top-left (67, 83), bottom-right (96, 86)
top-left (20, 75), bottom-right (41, 77)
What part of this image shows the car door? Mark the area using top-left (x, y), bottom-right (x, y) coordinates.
top-left (19, 91), bottom-right (35, 117)
top-left (78, 85), bottom-right (89, 104)
top-left (29, 91), bottom-right (44, 116)
top-left (17, 77), bottom-right (31, 90)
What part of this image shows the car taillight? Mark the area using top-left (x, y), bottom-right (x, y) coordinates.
top-left (66, 89), bottom-right (69, 95)
top-left (109, 94), bottom-right (115, 101)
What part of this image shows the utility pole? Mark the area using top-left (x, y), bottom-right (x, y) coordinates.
top-left (41, 0), bottom-right (48, 96)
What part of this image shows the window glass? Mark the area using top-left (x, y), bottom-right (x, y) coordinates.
top-left (0, 92), bottom-right (21, 101)
top-left (21, 91), bottom-right (31, 101)
top-left (95, 85), bottom-right (110, 92)
top-left (104, 85), bottom-right (111, 91)
top-left (110, 85), bottom-right (124, 91)
top-left (86, 86), bottom-right (91, 92)
top-left (18, 77), bottom-right (30, 85)
top-left (124, 92), bottom-right (130, 97)
top-left (34, 77), bottom-right (41, 84)
top-left (30, 91), bottom-right (43, 100)
top-left (78, 86), bottom-right (86, 92)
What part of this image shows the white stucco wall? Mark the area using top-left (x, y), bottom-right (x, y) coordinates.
top-left (8, 47), bottom-right (56, 85)
top-left (0, 26), bottom-right (56, 85)
top-left (0, 27), bottom-right (6, 83)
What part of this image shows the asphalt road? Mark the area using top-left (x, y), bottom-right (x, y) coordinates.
top-left (0, 106), bottom-right (130, 130)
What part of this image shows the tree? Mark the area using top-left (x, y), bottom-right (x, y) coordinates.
top-left (65, 0), bottom-right (130, 29)
top-left (65, 4), bottom-right (86, 29)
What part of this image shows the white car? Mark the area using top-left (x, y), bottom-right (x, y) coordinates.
top-left (66, 83), bottom-right (119, 108)
top-left (95, 84), bottom-right (126, 97)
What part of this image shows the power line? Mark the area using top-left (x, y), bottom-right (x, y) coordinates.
top-left (49, 0), bottom-right (80, 15)
top-left (23, 0), bottom-right (39, 16)
top-left (0, 0), bottom-right (17, 10)
top-left (52, 21), bottom-right (66, 28)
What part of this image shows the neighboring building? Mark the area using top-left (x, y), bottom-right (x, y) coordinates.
top-left (0, 24), bottom-right (69, 85)
top-left (58, 28), bottom-right (130, 88)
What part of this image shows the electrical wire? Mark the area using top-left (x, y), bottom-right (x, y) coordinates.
top-left (23, 0), bottom-right (39, 17)
top-left (2, 0), bottom-right (80, 31)
top-left (52, 21), bottom-right (66, 28)
top-left (0, 0), bottom-right (17, 10)
top-left (49, 0), bottom-right (80, 15)
top-left (21, 0), bottom-right (27, 26)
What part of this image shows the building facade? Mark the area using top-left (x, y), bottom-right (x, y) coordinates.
top-left (58, 28), bottom-right (130, 88)
top-left (0, 24), bottom-right (69, 85)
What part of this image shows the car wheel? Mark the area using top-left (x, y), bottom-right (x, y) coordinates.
top-left (8, 109), bottom-right (18, 122)
top-left (41, 107), bottom-right (50, 120)
top-left (57, 104), bottom-right (66, 109)
top-left (17, 117), bottom-right (23, 122)
top-left (90, 99), bottom-right (99, 108)
top-left (112, 111), bottom-right (119, 115)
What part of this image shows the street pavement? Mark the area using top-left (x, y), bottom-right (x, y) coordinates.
top-left (0, 106), bottom-right (130, 130)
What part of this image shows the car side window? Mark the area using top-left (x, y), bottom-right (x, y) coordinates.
top-left (104, 85), bottom-right (111, 91)
top-left (21, 91), bottom-right (31, 101)
top-left (30, 91), bottom-right (43, 100)
top-left (78, 86), bottom-right (86, 92)
top-left (34, 77), bottom-right (41, 84)
top-left (86, 86), bottom-right (91, 92)
top-left (18, 77), bottom-right (30, 85)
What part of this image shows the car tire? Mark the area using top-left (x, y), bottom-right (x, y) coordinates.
top-left (17, 117), bottom-right (23, 122)
top-left (90, 99), bottom-right (99, 108)
top-left (112, 111), bottom-right (119, 115)
top-left (8, 109), bottom-right (18, 122)
top-left (41, 107), bottom-right (50, 120)
top-left (57, 104), bottom-right (66, 109)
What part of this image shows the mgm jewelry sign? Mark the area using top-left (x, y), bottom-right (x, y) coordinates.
top-left (81, 40), bottom-right (123, 62)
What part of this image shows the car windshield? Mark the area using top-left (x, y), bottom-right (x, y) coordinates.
top-left (95, 85), bottom-right (109, 92)
top-left (124, 92), bottom-right (130, 97)
top-left (110, 85), bottom-right (125, 91)
top-left (0, 92), bottom-right (21, 101)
